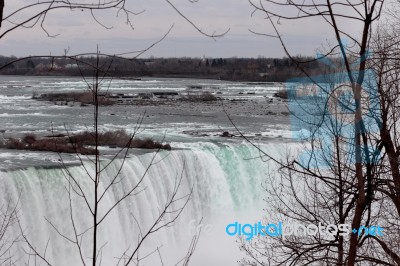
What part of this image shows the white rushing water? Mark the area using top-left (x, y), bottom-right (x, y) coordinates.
top-left (0, 141), bottom-right (287, 266)
top-left (0, 76), bottom-right (292, 265)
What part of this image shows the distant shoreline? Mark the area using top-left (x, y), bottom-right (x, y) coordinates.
top-left (0, 73), bottom-right (251, 83)
top-left (0, 56), bottom-right (327, 82)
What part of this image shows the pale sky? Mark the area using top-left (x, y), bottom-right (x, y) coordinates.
top-left (0, 0), bottom-right (373, 58)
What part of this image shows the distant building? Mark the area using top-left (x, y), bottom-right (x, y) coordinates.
top-left (144, 61), bottom-right (155, 67)
top-left (65, 63), bottom-right (79, 69)
top-left (35, 63), bottom-right (61, 70)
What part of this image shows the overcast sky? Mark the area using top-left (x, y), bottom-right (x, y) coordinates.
top-left (0, 0), bottom-right (370, 58)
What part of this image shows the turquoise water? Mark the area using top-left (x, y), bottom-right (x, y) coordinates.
top-left (0, 76), bottom-right (292, 265)
top-left (0, 141), bottom-right (289, 265)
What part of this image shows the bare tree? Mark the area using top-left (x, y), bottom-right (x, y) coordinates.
top-left (0, 0), bottom-right (138, 39)
top-left (0, 0), bottom-right (178, 71)
top-left (15, 52), bottom-right (197, 266)
top-left (0, 1), bottom-right (201, 265)
top-left (0, 198), bottom-right (21, 266)
top-left (0, 0), bottom-right (4, 28)
top-left (178, 1), bottom-right (400, 265)
top-left (157, 0), bottom-right (400, 264)
top-left (231, 1), bottom-right (400, 265)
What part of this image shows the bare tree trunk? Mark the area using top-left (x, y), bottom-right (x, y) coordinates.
top-left (0, 1), bottom-right (198, 265)
top-left (212, 1), bottom-right (391, 265)
top-left (92, 51), bottom-right (100, 266)
top-left (0, 0), bottom-right (4, 28)
top-left (336, 135), bottom-right (344, 266)
top-left (347, 10), bottom-right (375, 263)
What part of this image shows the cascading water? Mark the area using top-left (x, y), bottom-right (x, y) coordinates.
top-left (0, 141), bottom-right (285, 266)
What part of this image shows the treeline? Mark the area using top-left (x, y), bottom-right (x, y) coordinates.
top-left (0, 55), bottom-right (336, 82)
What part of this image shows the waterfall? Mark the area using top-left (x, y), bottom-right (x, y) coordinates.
top-left (0, 141), bottom-right (285, 266)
